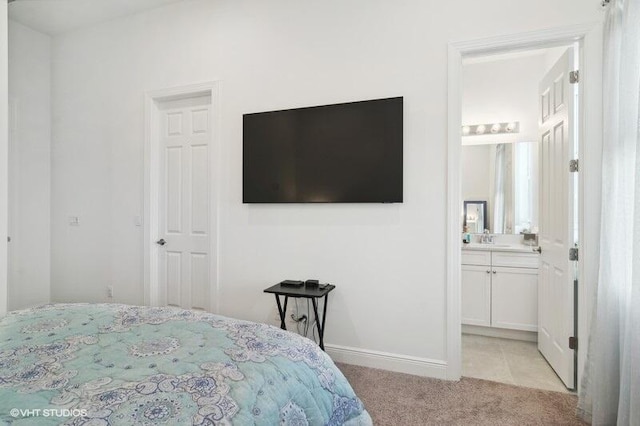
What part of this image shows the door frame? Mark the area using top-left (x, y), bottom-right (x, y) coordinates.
top-left (446, 23), bottom-right (603, 390)
top-left (144, 81), bottom-right (221, 313)
top-left (0, 2), bottom-right (8, 316)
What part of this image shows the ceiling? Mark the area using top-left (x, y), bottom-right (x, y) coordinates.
top-left (8, 0), bottom-right (186, 36)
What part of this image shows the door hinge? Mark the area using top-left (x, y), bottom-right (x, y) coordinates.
top-left (569, 336), bottom-right (578, 350)
top-left (569, 159), bottom-right (579, 173)
top-left (569, 70), bottom-right (580, 84)
top-left (569, 247), bottom-right (579, 261)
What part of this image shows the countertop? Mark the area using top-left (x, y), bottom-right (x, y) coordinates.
top-left (461, 242), bottom-right (539, 253)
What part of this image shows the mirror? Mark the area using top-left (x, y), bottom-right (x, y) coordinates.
top-left (463, 201), bottom-right (487, 234)
top-left (461, 141), bottom-right (538, 234)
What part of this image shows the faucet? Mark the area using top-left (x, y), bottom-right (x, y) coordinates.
top-left (480, 230), bottom-right (494, 244)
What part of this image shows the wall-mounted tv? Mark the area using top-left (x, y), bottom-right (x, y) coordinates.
top-left (243, 96), bottom-right (403, 203)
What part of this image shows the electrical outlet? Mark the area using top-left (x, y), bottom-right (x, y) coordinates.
top-left (107, 286), bottom-right (114, 299)
top-left (285, 316), bottom-right (298, 329)
top-left (291, 313), bottom-right (307, 322)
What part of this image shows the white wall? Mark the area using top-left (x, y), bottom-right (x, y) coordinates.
top-left (0, 2), bottom-right (8, 316)
top-left (49, 0), bottom-right (602, 373)
top-left (8, 21), bottom-right (51, 310)
top-left (462, 53), bottom-right (549, 145)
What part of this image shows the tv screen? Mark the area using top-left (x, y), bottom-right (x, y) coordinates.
top-left (243, 97), bottom-right (403, 203)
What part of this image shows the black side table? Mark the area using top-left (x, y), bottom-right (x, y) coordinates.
top-left (264, 283), bottom-right (335, 350)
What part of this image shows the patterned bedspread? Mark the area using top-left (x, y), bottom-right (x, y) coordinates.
top-left (0, 304), bottom-right (372, 425)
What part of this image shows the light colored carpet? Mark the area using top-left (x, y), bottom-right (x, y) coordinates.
top-left (337, 363), bottom-right (586, 426)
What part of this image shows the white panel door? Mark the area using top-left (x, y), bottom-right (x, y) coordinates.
top-left (157, 95), bottom-right (211, 311)
top-left (537, 47), bottom-right (577, 389)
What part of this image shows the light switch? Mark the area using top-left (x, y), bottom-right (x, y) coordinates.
top-left (68, 216), bottom-right (80, 226)
top-left (134, 216), bottom-right (143, 227)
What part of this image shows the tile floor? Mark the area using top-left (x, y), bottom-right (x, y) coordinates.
top-left (462, 333), bottom-right (571, 393)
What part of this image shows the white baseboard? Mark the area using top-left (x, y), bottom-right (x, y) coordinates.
top-left (325, 343), bottom-right (448, 380)
top-left (462, 324), bottom-right (537, 342)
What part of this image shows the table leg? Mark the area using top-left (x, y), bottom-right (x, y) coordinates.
top-left (321, 293), bottom-right (329, 343)
top-left (311, 297), bottom-right (324, 350)
top-left (275, 294), bottom-right (288, 330)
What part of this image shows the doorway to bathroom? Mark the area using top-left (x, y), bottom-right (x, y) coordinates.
top-left (458, 43), bottom-right (579, 392)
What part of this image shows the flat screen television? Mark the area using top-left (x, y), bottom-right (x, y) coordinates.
top-left (243, 96), bottom-right (403, 203)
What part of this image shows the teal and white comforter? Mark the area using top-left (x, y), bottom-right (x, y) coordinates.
top-left (0, 303), bottom-right (372, 425)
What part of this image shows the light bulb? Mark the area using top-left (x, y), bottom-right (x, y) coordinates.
top-left (505, 122), bottom-right (517, 132)
top-left (475, 124), bottom-right (486, 135)
top-left (462, 126), bottom-right (470, 136)
top-left (491, 123), bottom-right (501, 133)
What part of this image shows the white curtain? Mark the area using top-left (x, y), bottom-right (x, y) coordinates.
top-left (577, 0), bottom-right (640, 424)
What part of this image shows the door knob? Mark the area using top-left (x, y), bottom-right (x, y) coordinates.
top-left (156, 238), bottom-right (167, 246)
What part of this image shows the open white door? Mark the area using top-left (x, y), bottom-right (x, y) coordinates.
top-left (537, 47), bottom-right (578, 389)
top-left (156, 95), bottom-right (212, 311)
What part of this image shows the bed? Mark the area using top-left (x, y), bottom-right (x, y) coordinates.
top-left (0, 303), bottom-right (372, 425)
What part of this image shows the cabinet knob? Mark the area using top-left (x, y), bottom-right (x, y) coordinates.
top-left (486, 270), bottom-right (491, 274)
top-left (493, 270), bottom-right (497, 274)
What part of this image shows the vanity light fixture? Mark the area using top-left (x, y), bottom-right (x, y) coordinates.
top-left (505, 122), bottom-right (518, 132)
top-left (461, 121), bottom-right (520, 137)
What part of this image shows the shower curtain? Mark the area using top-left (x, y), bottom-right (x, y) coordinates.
top-left (492, 143), bottom-right (513, 234)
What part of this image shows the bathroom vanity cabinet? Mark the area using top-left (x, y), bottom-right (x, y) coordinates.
top-left (461, 248), bottom-right (539, 332)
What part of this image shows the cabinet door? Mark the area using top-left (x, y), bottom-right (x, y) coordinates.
top-left (461, 265), bottom-right (491, 327)
top-left (491, 266), bottom-right (538, 331)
